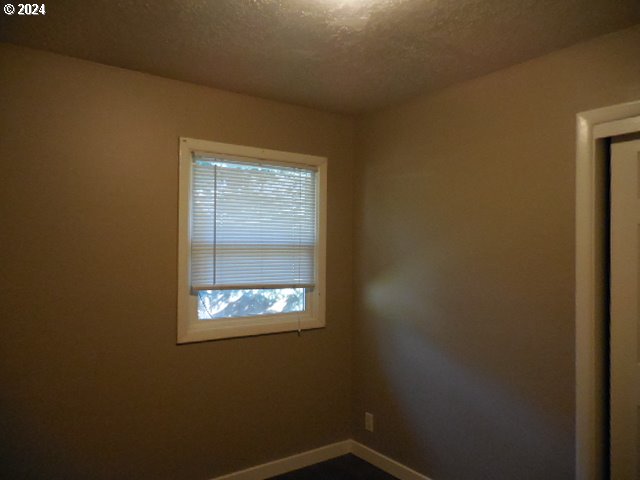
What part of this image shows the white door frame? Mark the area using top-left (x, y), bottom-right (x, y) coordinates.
top-left (575, 100), bottom-right (640, 480)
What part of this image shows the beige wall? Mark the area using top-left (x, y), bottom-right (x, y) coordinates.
top-left (353, 25), bottom-right (640, 479)
top-left (3, 23), bottom-right (640, 480)
top-left (0, 44), bottom-right (354, 479)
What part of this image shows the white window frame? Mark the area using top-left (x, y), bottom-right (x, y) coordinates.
top-left (177, 137), bottom-right (327, 343)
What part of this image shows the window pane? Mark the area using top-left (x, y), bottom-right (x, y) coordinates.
top-left (198, 288), bottom-right (305, 320)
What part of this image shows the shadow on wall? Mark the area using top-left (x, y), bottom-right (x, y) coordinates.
top-left (355, 253), bottom-right (574, 479)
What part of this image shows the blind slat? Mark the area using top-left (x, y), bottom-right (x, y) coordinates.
top-left (190, 156), bottom-right (317, 290)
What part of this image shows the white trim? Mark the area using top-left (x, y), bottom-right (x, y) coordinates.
top-left (210, 441), bottom-right (351, 480)
top-left (351, 441), bottom-right (432, 480)
top-left (593, 116), bottom-right (640, 139)
top-left (209, 439), bottom-right (433, 480)
top-left (177, 137), bottom-right (327, 343)
top-left (184, 138), bottom-right (327, 167)
top-left (575, 100), bottom-right (640, 480)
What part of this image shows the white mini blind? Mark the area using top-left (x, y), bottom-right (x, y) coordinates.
top-left (190, 153), bottom-right (317, 291)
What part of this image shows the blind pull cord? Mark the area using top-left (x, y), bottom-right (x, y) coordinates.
top-left (213, 164), bottom-right (217, 287)
top-left (297, 170), bottom-right (302, 337)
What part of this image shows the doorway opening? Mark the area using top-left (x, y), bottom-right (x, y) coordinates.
top-left (575, 101), bottom-right (640, 480)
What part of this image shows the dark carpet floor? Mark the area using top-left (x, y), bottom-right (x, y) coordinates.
top-left (267, 454), bottom-right (398, 480)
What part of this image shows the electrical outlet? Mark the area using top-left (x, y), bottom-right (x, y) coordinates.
top-left (365, 412), bottom-right (374, 432)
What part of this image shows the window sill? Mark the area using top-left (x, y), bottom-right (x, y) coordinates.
top-left (177, 313), bottom-right (325, 343)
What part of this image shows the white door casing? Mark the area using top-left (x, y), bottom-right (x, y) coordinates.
top-left (576, 101), bottom-right (640, 480)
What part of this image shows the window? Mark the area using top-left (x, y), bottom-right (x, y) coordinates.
top-left (177, 138), bottom-right (326, 342)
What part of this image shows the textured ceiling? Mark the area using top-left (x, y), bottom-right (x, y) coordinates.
top-left (1, 0), bottom-right (639, 113)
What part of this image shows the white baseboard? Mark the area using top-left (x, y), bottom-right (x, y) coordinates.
top-left (212, 440), bottom-right (351, 480)
top-left (351, 441), bottom-right (432, 480)
top-left (211, 439), bottom-right (432, 480)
